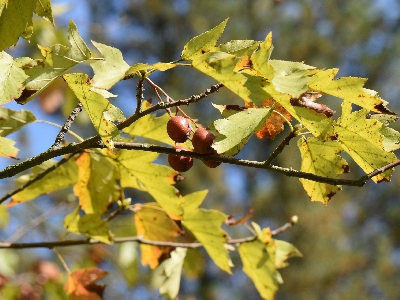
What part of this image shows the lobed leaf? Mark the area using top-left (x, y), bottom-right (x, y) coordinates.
top-left (155, 247), bottom-right (187, 300)
top-left (35, 0), bottom-right (54, 25)
top-left (183, 208), bottom-right (232, 273)
top-left (73, 152), bottom-right (118, 215)
top-left (124, 102), bottom-right (174, 145)
top-left (333, 101), bottom-right (397, 182)
top-left (91, 41), bottom-right (130, 89)
top-left (63, 73), bottom-right (122, 149)
top-left (308, 69), bottom-right (394, 114)
top-left (213, 107), bottom-right (271, 156)
top-left (17, 20), bottom-right (91, 103)
top-left (275, 240), bottom-right (303, 269)
top-left (238, 239), bottom-right (279, 300)
top-left (0, 107), bottom-right (36, 137)
top-left (298, 137), bottom-right (348, 204)
top-left (117, 149), bottom-right (183, 219)
top-left (13, 159), bottom-right (78, 203)
top-left (0, 52), bottom-right (29, 104)
top-left (125, 62), bottom-right (177, 77)
top-left (0, 0), bottom-right (37, 51)
top-left (64, 267), bottom-right (109, 300)
top-left (0, 136), bottom-right (18, 158)
top-left (134, 202), bottom-right (184, 269)
top-left (64, 207), bottom-right (114, 244)
top-left (181, 18), bottom-right (228, 61)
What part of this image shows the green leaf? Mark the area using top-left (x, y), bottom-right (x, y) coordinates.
top-left (183, 208), bottom-right (232, 273)
top-left (12, 159), bottom-right (78, 202)
top-left (369, 114), bottom-right (400, 152)
top-left (269, 60), bottom-right (315, 98)
top-left (298, 137), bottom-right (348, 203)
top-left (0, 52), bottom-right (29, 104)
top-left (333, 101), bottom-right (397, 182)
top-left (0, 136), bottom-right (18, 158)
top-left (35, 0), bottom-right (54, 25)
top-left (125, 62), bottom-right (177, 77)
top-left (91, 41), bottom-right (130, 89)
top-left (218, 39), bottom-right (260, 56)
top-left (18, 20), bottom-right (91, 103)
top-left (123, 104), bottom-right (174, 145)
top-left (0, 107), bottom-right (36, 136)
top-left (181, 18), bottom-right (228, 60)
top-left (238, 239), bottom-right (279, 300)
top-left (181, 190), bottom-right (208, 212)
top-left (213, 107), bottom-right (271, 156)
top-left (117, 150), bottom-right (183, 219)
top-left (64, 207), bottom-right (113, 244)
top-left (192, 51), bottom-right (271, 105)
top-left (118, 242), bottom-right (140, 287)
top-left (134, 202), bottom-right (184, 269)
top-left (0, 0), bottom-right (36, 51)
top-left (73, 152), bottom-right (118, 215)
top-left (250, 32), bottom-right (274, 77)
top-left (274, 240), bottom-right (302, 269)
top-left (308, 69), bottom-right (394, 114)
top-left (154, 247), bottom-right (187, 300)
top-left (63, 73), bottom-right (121, 149)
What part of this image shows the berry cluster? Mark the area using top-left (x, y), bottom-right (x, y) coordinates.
top-left (166, 116), bottom-right (221, 172)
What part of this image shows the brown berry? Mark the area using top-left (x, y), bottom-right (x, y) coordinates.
top-left (192, 128), bottom-right (215, 154)
top-left (167, 116), bottom-right (191, 143)
top-left (168, 146), bottom-right (194, 172)
top-left (202, 150), bottom-right (221, 168)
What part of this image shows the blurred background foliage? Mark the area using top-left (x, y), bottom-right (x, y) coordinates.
top-left (1, 0), bottom-right (400, 299)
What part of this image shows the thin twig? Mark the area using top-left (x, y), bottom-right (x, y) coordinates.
top-left (0, 218), bottom-right (295, 249)
top-left (51, 102), bottom-right (83, 149)
top-left (263, 129), bottom-right (297, 165)
top-left (0, 154), bottom-right (77, 204)
top-left (135, 78), bottom-right (144, 114)
top-left (5, 202), bottom-right (69, 243)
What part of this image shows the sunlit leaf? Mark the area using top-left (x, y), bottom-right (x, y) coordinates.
top-left (181, 190), bottom-right (208, 212)
top-left (181, 18), bottom-right (228, 60)
top-left (125, 62), bottom-right (177, 77)
top-left (64, 207), bottom-right (114, 244)
top-left (117, 149), bottom-right (182, 219)
top-left (91, 41), bottom-right (130, 89)
top-left (0, 136), bottom-right (18, 158)
top-left (35, 0), bottom-right (54, 25)
top-left (17, 20), bottom-right (91, 103)
top-left (298, 137), bottom-right (348, 203)
top-left (0, 0), bottom-right (36, 51)
top-left (308, 69), bottom-right (394, 114)
top-left (333, 101), bottom-right (397, 182)
top-left (239, 239), bottom-right (279, 300)
top-left (134, 202), bottom-right (184, 269)
top-left (12, 159), bottom-right (78, 203)
top-left (124, 102), bottom-right (174, 145)
top-left (64, 268), bottom-right (108, 300)
top-left (275, 240), bottom-right (302, 269)
top-left (64, 73), bottom-right (121, 149)
top-left (0, 107), bottom-right (36, 137)
top-left (73, 152), bottom-right (118, 215)
top-left (213, 107), bottom-right (271, 156)
top-left (0, 52), bottom-right (29, 104)
top-left (183, 208), bottom-right (232, 273)
top-left (153, 247), bottom-right (187, 300)
top-left (250, 32), bottom-right (274, 76)
top-left (369, 114), bottom-right (400, 152)
top-left (218, 39), bottom-right (260, 56)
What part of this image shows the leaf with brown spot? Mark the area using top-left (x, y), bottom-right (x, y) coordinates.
top-left (64, 268), bottom-right (108, 300)
top-left (134, 202), bottom-right (184, 269)
top-left (246, 99), bottom-right (292, 140)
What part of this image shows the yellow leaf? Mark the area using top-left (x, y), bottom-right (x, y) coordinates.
top-left (134, 203), bottom-right (184, 269)
top-left (183, 208), bottom-right (232, 273)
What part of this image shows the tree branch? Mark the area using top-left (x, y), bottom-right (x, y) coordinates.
top-left (0, 219), bottom-right (295, 249)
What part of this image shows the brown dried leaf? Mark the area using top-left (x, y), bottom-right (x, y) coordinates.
top-left (225, 208), bottom-right (254, 226)
top-left (64, 268), bottom-right (109, 300)
top-left (246, 99), bottom-right (292, 139)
